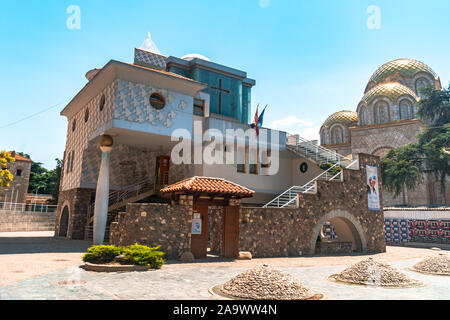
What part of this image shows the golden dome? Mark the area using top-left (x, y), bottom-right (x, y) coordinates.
top-left (361, 83), bottom-right (420, 105)
top-left (368, 59), bottom-right (437, 86)
top-left (323, 110), bottom-right (358, 128)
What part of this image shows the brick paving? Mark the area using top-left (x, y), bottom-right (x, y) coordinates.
top-left (0, 232), bottom-right (449, 299)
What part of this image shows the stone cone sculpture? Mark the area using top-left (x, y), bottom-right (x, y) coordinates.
top-left (221, 264), bottom-right (315, 300)
top-left (333, 257), bottom-right (419, 287)
top-left (413, 253), bottom-right (450, 275)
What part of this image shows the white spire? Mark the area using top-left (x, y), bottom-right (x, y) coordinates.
top-left (139, 32), bottom-right (161, 54)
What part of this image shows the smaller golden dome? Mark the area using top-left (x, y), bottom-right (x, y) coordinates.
top-left (323, 110), bottom-right (358, 128)
top-left (361, 83), bottom-right (419, 105)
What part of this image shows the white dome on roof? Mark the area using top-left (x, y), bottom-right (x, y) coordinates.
top-left (139, 32), bottom-right (161, 54)
top-left (181, 53), bottom-right (211, 62)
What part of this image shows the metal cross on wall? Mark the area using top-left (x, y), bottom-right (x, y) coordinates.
top-left (210, 78), bottom-right (230, 115)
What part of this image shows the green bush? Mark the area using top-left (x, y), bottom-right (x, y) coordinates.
top-left (122, 244), bottom-right (165, 269)
top-left (82, 243), bottom-right (165, 269)
top-left (82, 245), bottom-right (123, 264)
top-left (320, 163), bottom-right (342, 176)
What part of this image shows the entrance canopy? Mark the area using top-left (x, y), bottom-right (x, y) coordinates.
top-left (160, 176), bottom-right (254, 199)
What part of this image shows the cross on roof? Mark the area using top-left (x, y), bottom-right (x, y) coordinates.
top-left (210, 78), bottom-right (230, 115)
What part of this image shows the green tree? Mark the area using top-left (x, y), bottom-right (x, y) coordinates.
top-left (381, 84), bottom-right (450, 202)
top-left (0, 151), bottom-right (15, 187)
top-left (17, 153), bottom-right (62, 203)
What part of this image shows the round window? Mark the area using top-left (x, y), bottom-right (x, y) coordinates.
top-left (84, 108), bottom-right (89, 122)
top-left (99, 95), bottom-right (105, 111)
top-left (150, 93), bottom-right (165, 110)
top-left (300, 162), bottom-right (308, 173)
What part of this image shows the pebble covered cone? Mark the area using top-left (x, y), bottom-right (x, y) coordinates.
top-left (334, 258), bottom-right (418, 287)
top-left (221, 265), bottom-right (315, 300)
top-left (413, 254), bottom-right (450, 275)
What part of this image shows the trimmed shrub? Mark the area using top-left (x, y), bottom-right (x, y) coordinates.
top-left (122, 244), bottom-right (165, 269)
top-left (82, 245), bottom-right (123, 264)
top-left (82, 244), bottom-right (165, 269)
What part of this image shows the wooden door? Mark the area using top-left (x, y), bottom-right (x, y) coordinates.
top-left (156, 156), bottom-right (170, 185)
top-left (191, 203), bottom-right (209, 259)
top-left (223, 206), bottom-right (239, 259)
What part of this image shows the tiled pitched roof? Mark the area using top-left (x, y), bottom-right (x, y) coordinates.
top-left (160, 176), bottom-right (255, 198)
top-left (8, 152), bottom-right (32, 162)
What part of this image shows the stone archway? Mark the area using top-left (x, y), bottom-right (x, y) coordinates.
top-left (309, 209), bottom-right (367, 255)
top-left (59, 205), bottom-right (70, 237)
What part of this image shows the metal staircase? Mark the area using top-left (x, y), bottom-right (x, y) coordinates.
top-left (286, 135), bottom-right (352, 167)
top-left (85, 178), bottom-right (157, 241)
top-left (263, 159), bottom-right (358, 208)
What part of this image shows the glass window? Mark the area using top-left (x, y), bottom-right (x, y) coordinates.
top-left (16, 169), bottom-right (22, 177)
top-left (99, 95), bottom-right (105, 111)
top-left (331, 127), bottom-right (344, 144)
top-left (237, 147), bottom-right (245, 173)
top-left (193, 98), bottom-right (204, 116)
top-left (149, 93), bottom-right (165, 110)
top-left (261, 149), bottom-right (271, 168)
top-left (399, 100), bottom-right (413, 120)
top-left (374, 101), bottom-right (390, 124)
top-left (84, 108), bottom-right (89, 122)
top-left (415, 78), bottom-right (430, 98)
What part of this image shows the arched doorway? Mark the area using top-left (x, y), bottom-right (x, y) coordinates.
top-left (59, 206), bottom-right (69, 237)
top-left (310, 209), bottom-right (367, 255)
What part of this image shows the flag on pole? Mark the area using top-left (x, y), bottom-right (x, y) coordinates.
top-left (253, 105), bottom-right (259, 136)
top-left (251, 104), bottom-right (268, 136)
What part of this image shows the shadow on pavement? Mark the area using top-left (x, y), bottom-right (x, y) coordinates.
top-left (0, 235), bottom-right (90, 255)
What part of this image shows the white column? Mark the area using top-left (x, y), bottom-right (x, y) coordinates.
top-left (93, 136), bottom-right (113, 245)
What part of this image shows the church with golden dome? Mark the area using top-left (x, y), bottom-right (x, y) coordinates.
top-left (320, 59), bottom-right (447, 206)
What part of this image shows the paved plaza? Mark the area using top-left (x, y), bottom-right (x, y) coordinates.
top-left (0, 232), bottom-right (449, 300)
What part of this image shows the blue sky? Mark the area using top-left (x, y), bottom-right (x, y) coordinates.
top-left (1, 0), bottom-right (449, 169)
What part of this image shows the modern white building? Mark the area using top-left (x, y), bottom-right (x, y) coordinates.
top-left (56, 34), bottom-right (352, 241)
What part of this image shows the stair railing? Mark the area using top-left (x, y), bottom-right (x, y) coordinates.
top-left (87, 178), bottom-right (156, 223)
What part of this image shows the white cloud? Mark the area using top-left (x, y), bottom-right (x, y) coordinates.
top-left (268, 116), bottom-right (320, 141)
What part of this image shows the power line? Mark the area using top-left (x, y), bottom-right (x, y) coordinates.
top-left (0, 99), bottom-right (68, 129)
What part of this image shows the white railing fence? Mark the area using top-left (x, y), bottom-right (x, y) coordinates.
top-left (263, 159), bottom-right (360, 208)
top-left (0, 202), bottom-right (57, 213)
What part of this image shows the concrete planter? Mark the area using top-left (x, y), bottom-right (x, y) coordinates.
top-left (84, 262), bottom-right (154, 272)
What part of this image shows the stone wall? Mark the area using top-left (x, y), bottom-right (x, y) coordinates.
top-left (110, 203), bottom-right (192, 260)
top-left (209, 206), bottom-right (224, 255)
top-left (55, 188), bottom-right (93, 240)
top-left (315, 242), bottom-right (353, 255)
top-left (0, 211), bottom-right (56, 232)
top-left (238, 154), bottom-right (386, 257)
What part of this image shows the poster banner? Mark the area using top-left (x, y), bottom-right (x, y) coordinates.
top-left (366, 165), bottom-right (380, 211)
top-left (191, 218), bottom-right (202, 235)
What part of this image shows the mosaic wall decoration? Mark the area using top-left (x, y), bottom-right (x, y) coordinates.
top-left (114, 79), bottom-right (191, 129)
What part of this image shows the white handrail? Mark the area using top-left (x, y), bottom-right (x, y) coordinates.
top-left (0, 202), bottom-right (57, 213)
top-left (263, 162), bottom-right (342, 208)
